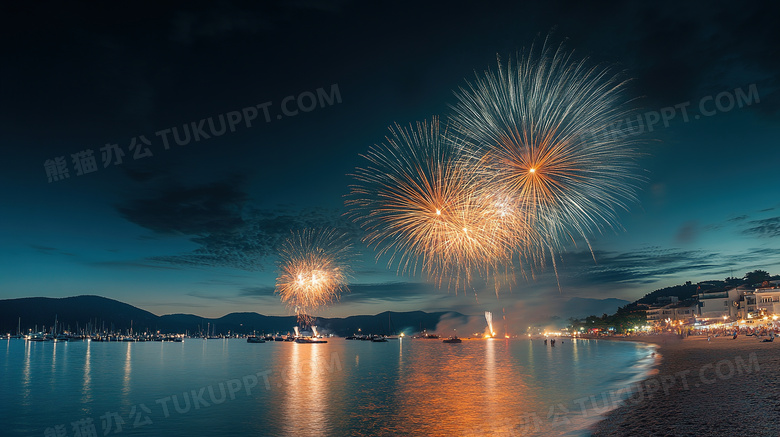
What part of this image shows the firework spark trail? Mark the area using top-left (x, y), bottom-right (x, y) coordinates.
top-left (347, 117), bottom-right (527, 291)
top-left (275, 228), bottom-right (354, 323)
top-left (485, 311), bottom-right (495, 337)
top-left (450, 39), bottom-right (643, 258)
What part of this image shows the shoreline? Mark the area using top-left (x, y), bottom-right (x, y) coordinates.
top-left (585, 334), bottom-right (779, 436)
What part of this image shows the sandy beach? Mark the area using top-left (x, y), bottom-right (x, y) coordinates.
top-left (589, 334), bottom-right (780, 436)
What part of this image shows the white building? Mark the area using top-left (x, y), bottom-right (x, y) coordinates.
top-left (754, 287), bottom-right (780, 315)
top-left (697, 287), bottom-right (744, 320)
top-left (736, 291), bottom-right (758, 320)
top-left (647, 302), bottom-right (698, 325)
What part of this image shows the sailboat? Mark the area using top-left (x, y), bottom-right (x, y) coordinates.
top-left (385, 312), bottom-right (400, 339)
top-left (10, 318), bottom-right (22, 339)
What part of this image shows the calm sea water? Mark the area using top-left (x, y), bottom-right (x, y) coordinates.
top-left (1, 338), bottom-right (655, 436)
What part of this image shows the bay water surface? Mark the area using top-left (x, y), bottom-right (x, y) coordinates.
top-left (1, 337), bottom-right (655, 436)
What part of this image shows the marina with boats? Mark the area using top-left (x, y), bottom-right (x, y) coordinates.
top-left (4, 312), bottom-right (479, 344)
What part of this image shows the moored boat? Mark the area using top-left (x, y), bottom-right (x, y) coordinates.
top-left (295, 337), bottom-right (327, 344)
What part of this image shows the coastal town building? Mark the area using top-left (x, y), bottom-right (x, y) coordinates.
top-left (646, 300), bottom-right (697, 324)
top-left (644, 284), bottom-right (780, 328)
top-left (754, 287), bottom-right (780, 315)
top-left (697, 287), bottom-right (743, 320)
top-left (736, 291), bottom-right (759, 320)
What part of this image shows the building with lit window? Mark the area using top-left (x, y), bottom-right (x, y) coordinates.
top-left (697, 287), bottom-right (745, 320)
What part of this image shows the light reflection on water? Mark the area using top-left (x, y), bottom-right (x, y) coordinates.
top-left (280, 343), bottom-right (332, 436)
top-left (81, 340), bottom-right (92, 407)
top-left (0, 338), bottom-right (653, 436)
top-left (122, 341), bottom-right (132, 405)
top-left (22, 340), bottom-right (31, 406)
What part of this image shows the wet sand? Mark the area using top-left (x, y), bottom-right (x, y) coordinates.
top-left (589, 334), bottom-right (780, 436)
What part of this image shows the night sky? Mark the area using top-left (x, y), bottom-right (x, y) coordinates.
top-left (1, 1), bottom-right (778, 322)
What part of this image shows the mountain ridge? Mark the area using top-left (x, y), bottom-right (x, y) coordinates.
top-left (0, 295), bottom-right (456, 336)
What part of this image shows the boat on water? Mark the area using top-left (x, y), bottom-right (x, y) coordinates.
top-left (247, 336), bottom-right (266, 343)
top-left (414, 330), bottom-right (440, 339)
top-left (443, 337), bottom-right (462, 343)
top-left (371, 335), bottom-right (388, 342)
top-left (295, 337), bottom-right (327, 344)
top-left (10, 318), bottom-right (22, 339)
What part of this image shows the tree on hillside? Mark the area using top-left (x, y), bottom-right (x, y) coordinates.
top-left (568, 306), bottom-right (647, 334)
top-left (745, 270), bottom-right (771, 285)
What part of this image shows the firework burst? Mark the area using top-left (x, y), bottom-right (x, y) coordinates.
top-left (450, 40), bottom-right (642, 255)
top-left (347, 118), bottom-right (528, 290)
top-left (347, 40), bottom-right (641, 295)
top-left (275, 228), bottom-right (354, 323)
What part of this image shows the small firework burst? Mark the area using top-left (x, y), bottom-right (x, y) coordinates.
top-left (275, 228), bottom-right (354, 323)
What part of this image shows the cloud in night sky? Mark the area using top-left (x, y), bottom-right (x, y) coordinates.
top-left (89, 260), bottom-right (184, 271)
top-left (742, 216), bottom-right (780, 238)
top-left (238, 282), bottom-right (433, 303)
top-left (343, 282), bottom-right (436, 303)
top-left (604, 3), bottom-right (780, 115)
top-left (551, 247), bottom-right (740, 286)
top-left (238, 286), bottom-right (276, 297)
top-left (117, 176), bottom-right (360, 270)
top-left (29, 245), bottom-right (76, 257)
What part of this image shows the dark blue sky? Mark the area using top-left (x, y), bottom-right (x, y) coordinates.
top-left (1, 1), bottom-right (778, 322)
